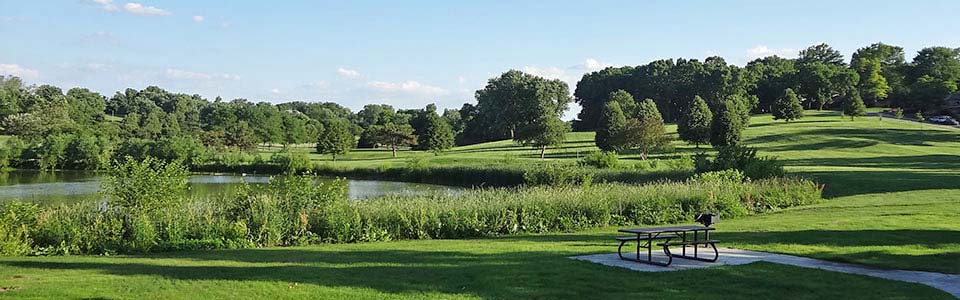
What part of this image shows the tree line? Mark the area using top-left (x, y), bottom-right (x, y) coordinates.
top-left (0, 42), bottom-right (957, 170)
top-left (574, 43), bottom-right (960, 130)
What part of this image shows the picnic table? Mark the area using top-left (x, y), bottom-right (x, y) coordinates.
top-left (616, 225), bottom-right (719, 266)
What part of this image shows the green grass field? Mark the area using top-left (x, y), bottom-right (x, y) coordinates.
top-left (1, 110), bottom-right (959, 299)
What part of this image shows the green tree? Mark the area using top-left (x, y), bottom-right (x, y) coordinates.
top-left (678, 95), bottom-right (712, 148)
top-left (608, 90), bottom-right (637, 117)
top-left (421, 113), bottom-right (455, 154)
top-left (798, 43), bottom-right (846, 66)
top-left (852, 57), bottom-right (891, 106)
top-left (772, 88), bottom-right (804, 122)
top-left (595, 100), bottom-right (627, 151)
top-left (842, 89), bottom-right (866, 120)
top-left (515, 115), bottom-right (569, 159)
top-left (368, 123), bottom-right (417, 157)
top-left (466, 70), bottom-right (569, 141)
top-left (635, 98), bottom-right (663, 121)
top-left (907, 75), bottom-right (958, 113)
top-left (710, 99), bottom-right (744, 147)
top-left (614, 118), bottom-right (669, 160)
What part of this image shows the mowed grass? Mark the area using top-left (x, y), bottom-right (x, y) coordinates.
top-left (0, 235), bottom-right (952, 299)
top-left (1, 109), bottom-right (959, 298)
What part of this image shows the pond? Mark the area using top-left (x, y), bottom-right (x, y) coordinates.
top-left (0, 170), bottom-right (462, 205)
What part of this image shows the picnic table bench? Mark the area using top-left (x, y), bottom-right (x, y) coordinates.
top-left (616, 225), bottom-right (719, 266)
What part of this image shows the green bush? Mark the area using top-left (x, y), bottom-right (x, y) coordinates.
top-left (523, 163), bottom-right (592, 186)
top-left (269, 147), bottom-right (312, 174)
top-left (695, 146), bottom-right (785, 179)
top-left (579, 151), bottom-right (620, 169)
top-left (102, 156), bottom-right (189, 214)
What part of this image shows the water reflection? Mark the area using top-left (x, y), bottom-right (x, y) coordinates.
top-left (0, 170), bottom-right (461, 205)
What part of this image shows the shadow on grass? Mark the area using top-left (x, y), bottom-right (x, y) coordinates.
top-left (797, 169), bottom-right (960, 198)
top-left (785, 155), bottom-right (960, 171)
top-left (0, 248), bottom-right (951, 299)
top-left (718, 230), bottom-right (960, 274)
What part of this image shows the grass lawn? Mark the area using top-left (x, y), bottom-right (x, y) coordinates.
top-left (1, 109), bottom-right (958, 298)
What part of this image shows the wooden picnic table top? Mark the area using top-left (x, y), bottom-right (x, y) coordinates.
top-left (618, 225), bottom-right (714, 234)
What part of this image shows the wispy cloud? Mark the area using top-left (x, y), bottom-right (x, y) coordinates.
top-left (91, 0), bottom-right (170, 16)
top-left (0, 16), bottom-right (28, 22)
top-left (0, 64), bottom-right (40, 80)
top-left (164, 68), bottom-right (239, 81)
top-left (337, 67), bottom-right (361, 79)
top-left (192, 15), bottom-right (204, 23)
top-left (747, 45), bottom-right (797, 60)
top-left (366, 80), bottom-right (447, 96)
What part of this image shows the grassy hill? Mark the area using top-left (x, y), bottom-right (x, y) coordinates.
top-left (269, 109), bottom-right (960, 197)
top-left (1, 109), bottom-right (958, 299)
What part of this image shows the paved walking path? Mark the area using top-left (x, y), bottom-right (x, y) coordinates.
top-left (571, 247), bottom-right (960, 298)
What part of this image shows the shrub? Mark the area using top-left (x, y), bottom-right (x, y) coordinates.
top-left (695, 146), bottom-right (785, 180)
top-left (579, 151), bottom-right (620, 169)
top-left (0, 202), bottom-right (39, 255)
top-left (523, 163), bottom-right (591, 186)
top-left (270, 147), bottom-right (312, 174)
top-left (102, 156), bottom-right (189, 214)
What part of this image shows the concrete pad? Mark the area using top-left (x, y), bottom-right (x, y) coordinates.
top-left (571, 247), bottom-right (960, 298)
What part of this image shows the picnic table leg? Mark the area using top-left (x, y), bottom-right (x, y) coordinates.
top-left (682, 232), bottom-right (687, 256)
top-left (636, 234), bottom-right (641, 261)
top-left (694, 230), bottom-right (698, 258)
top-left (647, 233), bottom-right (652, 262)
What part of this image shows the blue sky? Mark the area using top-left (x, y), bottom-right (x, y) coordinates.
top-left (1, 1), bottom-right (959, 118)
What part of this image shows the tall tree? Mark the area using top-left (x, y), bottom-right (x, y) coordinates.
top-left (467, 70), bottom-right (570, 141)
top-left (798, 43), bottom-right (846, 66)
top-left (316, 120), bottom-right (355, 161)
top-left (842, 89), bottom-right (866, 120)
top-left (515, 115), bottom-right (568, 159)
top-left (746, 56), bottom-right (798, 113)
top-left (635, 98), bottom-right (663, 122)
top-left (368, 123), bottom-right (417, 157)
top-left (421, 112), bottom-right (455, 154)
top-left (710, 99), bottom-right (744, 147)
top-left (853, 57), bottom-right (891, 105)
top-left (613, 118), bottom-right (668, 160)
top-left (678, 95), bottom-right (712, 148)
top-left (772, 88), bottom-right (804, 122)
top-left (595, 100), bottom-right (627, 151)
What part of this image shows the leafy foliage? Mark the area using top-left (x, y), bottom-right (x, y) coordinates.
top-left (678, 95), bottom-right (712, 147)
top-left (772, 88), bottom-right (804, 122)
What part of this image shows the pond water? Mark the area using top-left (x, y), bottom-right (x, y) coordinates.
top-left (0, 170), bottom-right (462, 205)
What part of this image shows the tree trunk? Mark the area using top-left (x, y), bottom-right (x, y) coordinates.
top-left (640, 151), bottom-right (648, 160)
top-left (539, 146), bottom-right (546, 159)
top-left (392, 146), bottom-right (397, 158)
top-left (332, 154), bottom-right (337, 162)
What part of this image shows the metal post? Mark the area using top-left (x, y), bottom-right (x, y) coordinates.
top-left (647, 233), bottom-right (652, 262)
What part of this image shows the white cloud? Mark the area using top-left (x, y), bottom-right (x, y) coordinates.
top-left (92, 0), bottom-right (118, 11)
top-left (82, 31), bottom-right (120, 45)
top-left (271, 88), bottom-right (282, 94)
top-left (581, 58), bottom-right (610, 72)
top-left (337, 67), bottom-right (361, 79)
top-left (366, 80), bottom-right (447, 96)
top-left (747, 45), bottom-right (797, 60)
top-left (458, 76), bottom-right (466, 84)
top-left (164, 68), bottom-right (239, 81)
top-left (123, 3), bottom-right (171, 16)
top-left (0, 64), bottom-right (40, 80)
top-left (522, 66), bottom-right (568, 81)
top-left (193, 15), bottom-right (204, 22)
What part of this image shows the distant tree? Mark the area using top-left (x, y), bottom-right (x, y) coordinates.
top-left (842, 89), bottom-right (866, 120)
top-left (798, 43), bottom-right (846, 66)
top-left (595, 100), bottom-right (627, 151)
top-left (895, 108), bottom-right (904, 119)
top-left (226, 120), bottom-right (257, 150)
top-left (65, 88), bottom-right (106, 125)
top-left (746, 56), bottom-right (799, 113)
top-left (368, 123), bottom-right (417, 157)
top-left (281, 113), bottom-right (309, 145)
top-left (465, 70), bottom-right (569, 141)
top-left (906, 75), bottom-right (958, 113)
top-left (772, 88), bottom-right (804, 122)
top-left (614, 118), bottom-right (669, 160)
top-left (421, 113), bottom-right (455, 154)
top-left (608, 90), bottom-right (637, 117)
top-left (852, 57), bottom-right (891, 106)
top-left (316, 120), bottom-right (355, 161)
top-left (515, 116), bottom-right (568, 159)
top-left (678, 96), bottom-right (713, 148)
top-left (710, 99), bottom-right (744, 147)
top-left (915, 111), bottom-right (925, 128)
top-left (635, 98), bottom-right (663, 122)
top-left (1, 113), bottom-right (43, 138)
